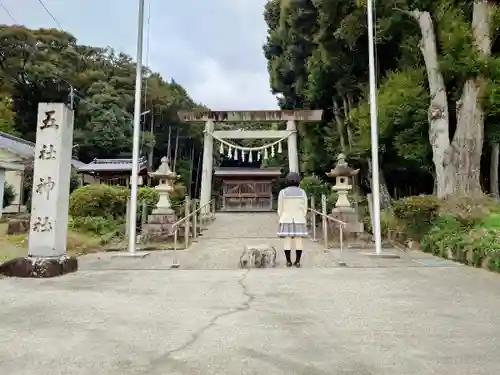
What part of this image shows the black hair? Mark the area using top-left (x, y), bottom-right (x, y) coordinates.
top-left (285, 172), bottom-right (300, 187)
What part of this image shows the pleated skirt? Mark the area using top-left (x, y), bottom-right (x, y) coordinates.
top-left (277, 222), bottom-right (308, 238)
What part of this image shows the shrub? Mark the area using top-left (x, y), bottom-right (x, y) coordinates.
top-left (326, 192), bottom-right (337, 212)
top-left (137, 187), bottom-right (159, 212)
top-left (3, 182), bottom-right (15, 208)
top-left (392, 195), bottom-right (440, 238)
top-left (299, 175), bottom-right (330, 206)
top-left (271, 176), bottom-right (287, 197)
top-left (70, 182), bottom-right (188, 219)
top-left (439, 194), bottom-right (500, 226)
top-left (420, 215), bottom-right (465, 259)
top-left (380, 209), bottom-right (406, 238)
top-left (421, 214), bottom-right (500, 272)
top-left (69, 216), bottom-right (122, 236)
top-left (361, 206), bottom-right (405, 240)
top-left (389, 194), bottom-right (500, 274)
top-left (461, 227), bottom-right (497, 268)
top-left (69, 184), bottom-right (128, 218)
top-left (478, 213), bottom-right (500, 229)
top-left (170, 183), bottom-right (186, 210)
top-left (464, 214), bottom-right (500, 270)
top-left (134, 183), bottom-right (186, 217)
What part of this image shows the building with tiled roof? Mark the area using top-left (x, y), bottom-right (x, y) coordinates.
top-left (78, 156), bottom-right (149, 186)
top-left (0, 131), bottom-right (84, 214)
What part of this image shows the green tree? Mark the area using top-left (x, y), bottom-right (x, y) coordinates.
top-left (263, 0), bottom-right (500, 199)
top-left (0, 25), bottom-right (206, 196)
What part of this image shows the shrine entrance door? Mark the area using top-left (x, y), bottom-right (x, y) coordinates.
top-left (214, 168), bottom-right (281, 212)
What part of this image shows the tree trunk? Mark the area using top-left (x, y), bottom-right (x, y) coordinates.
top-left (188, 145), bottom-right (195, 195)
top-left (378, 167), bottom-right (392, 208)
top-left (173, 126), bottom-right (180, 172)
top-left (410, 9), bottom-right (450, 197)
top-left (367, 157), bottom-right (391, 208)
top-left (333, 99), bottom-right (346, 152)
top-left (166, 125), bottom-right (172, 160)
top-left (443, 80), bottom-right (484, 195)
top-left (343, 96), bottom-right (354, 151)
top-left (442, 1), bottom-right (491, 196)
top-left (490, 143), bottom-right (500, 199)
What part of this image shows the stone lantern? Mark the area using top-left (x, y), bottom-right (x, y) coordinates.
top-left (142, 157), bottom-right (179, 241)
top-left (148, 156), bottom-right (178, 214)
top-left (326, 153), bottom-right (359, 212)
top-left (326, 153), bottom-right (363, 235)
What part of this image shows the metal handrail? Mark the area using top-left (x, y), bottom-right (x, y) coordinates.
top-left (171, 198), bottom-right (216, 268)
top-left (309, 208), bottom-right (347, 225)
top-left (308, 207), bottom-right (346, 265)
top-left (172, 198), bottom-right (215, 229)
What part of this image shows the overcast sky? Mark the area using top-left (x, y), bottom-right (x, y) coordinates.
top-left (0, 0), bottom-right (279, 109)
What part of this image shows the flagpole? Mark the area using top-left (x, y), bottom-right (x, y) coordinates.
top-left (367, 0), bottom-right (382, 255)
top-left (127, 0), bottom-right (145, 254)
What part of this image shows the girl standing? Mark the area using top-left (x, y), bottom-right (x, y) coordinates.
top-left (277, 172), bottom-right (308, 267)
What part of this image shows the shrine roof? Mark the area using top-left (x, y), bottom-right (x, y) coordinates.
top-left (0, 131), bottom-right (85, 169)
top-left (79, 156), bottom-right (148, 172)
top-left (214, 167), bottom-right (282, 177)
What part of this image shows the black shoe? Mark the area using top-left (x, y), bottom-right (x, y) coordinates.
top-left (294, 250), bottom-right (302, 268)
top-left (284, 250), bottom-right (292, 267)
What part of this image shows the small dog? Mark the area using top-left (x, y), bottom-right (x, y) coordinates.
top-left (239, 244), bottom-right (277, 268)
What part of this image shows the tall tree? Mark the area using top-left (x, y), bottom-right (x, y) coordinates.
top-left (0, 25), bottom-right (206, 194)
top-left (263, 0), bottom-right (500, 198)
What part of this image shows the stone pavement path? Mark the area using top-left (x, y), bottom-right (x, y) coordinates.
top-left (2, 213), bottom-right (499, 375)
top-left (80, 212), bottom-right (448, 271)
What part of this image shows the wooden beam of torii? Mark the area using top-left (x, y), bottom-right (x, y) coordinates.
top-left (177, 109), bottom-right (323, 122)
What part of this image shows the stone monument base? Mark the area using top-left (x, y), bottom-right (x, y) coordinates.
top-left (331, 209), bottom-right (364, 234)
top-left (0, 255), bottom-right (78, 278)
top-left (142, 212), bottom-right (176, 241)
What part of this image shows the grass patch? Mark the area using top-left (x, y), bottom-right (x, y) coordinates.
top-left (0, 223), bottom-right (106, 262)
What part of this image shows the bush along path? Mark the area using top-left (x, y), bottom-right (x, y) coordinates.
top-left (381, 194), bottom-right (500, 273)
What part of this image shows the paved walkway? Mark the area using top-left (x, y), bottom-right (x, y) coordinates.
top-left (79, 213), bottom-right (443, 270)
top-left (1, 213), bottom-right (500, 374)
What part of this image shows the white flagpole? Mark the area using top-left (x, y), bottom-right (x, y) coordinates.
top-left (367, 0), bottom-right (382, 255)
top-left (128, 0), bottom-right (145, 254)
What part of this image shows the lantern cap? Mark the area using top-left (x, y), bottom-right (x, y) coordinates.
top-left (326, 153), bottom-right (359, 178)
top-left (148, 156), bottom-right (178, 179)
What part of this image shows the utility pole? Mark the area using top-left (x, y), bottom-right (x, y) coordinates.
top-left (367, 0), bottom-right (381, 255)
top-left (366, 0), bottom-right (398, 259)
top-left (127, 0), bottom-right (145, 255)
top-left (148, 105), bottom-right (154, 169)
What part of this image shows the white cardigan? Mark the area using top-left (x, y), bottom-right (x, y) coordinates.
top-left (277, 187), bottom-right (308, 224)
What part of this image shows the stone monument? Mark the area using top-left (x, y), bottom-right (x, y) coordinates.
top-left (0, 103), bottom-right (78, 278)
top-left (142, 157), bottom-right (178, 241)
top-left (326, 153), bottom-right (364, 235)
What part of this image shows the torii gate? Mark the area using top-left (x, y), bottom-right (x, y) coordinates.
top-left (177, 110), bottom-right (323, 215)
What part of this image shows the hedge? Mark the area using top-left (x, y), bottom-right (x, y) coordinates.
top-left (69, 183), bottom-right (186, 218)
top-left (421, 214), bottom-right (500, 272)
top-left (392, 195), bottom-right (440, 239)
top-left (69, 184), bottom-right (129, 218)
top-left (381, 194), bottom-right (500, 274)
